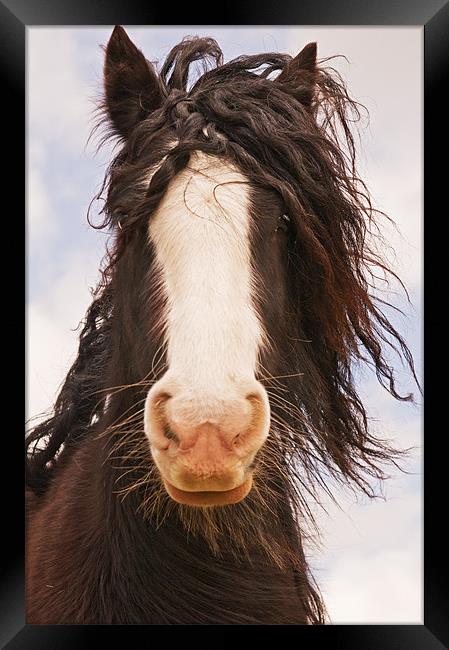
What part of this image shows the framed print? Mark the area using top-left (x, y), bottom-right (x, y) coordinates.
top-left (3, 0), bottom-right (446, 646)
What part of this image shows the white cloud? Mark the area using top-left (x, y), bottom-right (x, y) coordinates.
top-left (311, 487), bottom-right (422, 623)
top-left (27, 164), bottom-right (55, 241)
top-left (28, 29), bottom-right (95, 151)
top-left (27, 28), bottom-right (109, 421)
top-left (27, 27), bottom-right (109, 153)
top-left (26, 303), bottom-right (75, 423)
top-left (323, 549), bottom-right (422, 623)
top-left (26, 248), bottom-right (102, 424)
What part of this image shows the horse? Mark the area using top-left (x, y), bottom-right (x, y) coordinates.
top-left (25, 25), bottom-right (418, 624)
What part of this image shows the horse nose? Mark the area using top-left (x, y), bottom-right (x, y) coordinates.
top-left (144, 378), bottom-right (270, 496)
top-left (145, 381), bottom-right (269, 454)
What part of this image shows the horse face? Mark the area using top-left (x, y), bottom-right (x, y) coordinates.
top-left (101, 26), bottom-right (307, 507)
top-left (143, 152), bottom-right (289, 506)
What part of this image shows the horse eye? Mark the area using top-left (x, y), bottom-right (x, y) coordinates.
top-left (275, 214), bottom-right (290, 234)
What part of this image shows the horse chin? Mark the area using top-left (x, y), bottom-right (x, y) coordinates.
top-left (163, 475), bottom-right (253, 507)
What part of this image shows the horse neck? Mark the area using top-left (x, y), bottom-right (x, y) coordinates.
top-left (29, 427), bottom-right (314, 624)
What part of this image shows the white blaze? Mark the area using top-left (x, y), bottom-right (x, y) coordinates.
top-left (148, 152), bottom-right (263, 389)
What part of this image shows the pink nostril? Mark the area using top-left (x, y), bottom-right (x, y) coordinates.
top-left (163, 423), bottom-right (179, 444)
top-left (144, 390), bottom-right (178, 451)
top-left (154, 392), bottom-right (172, 408)
top-left (245, 392), bottom-right (262, 406)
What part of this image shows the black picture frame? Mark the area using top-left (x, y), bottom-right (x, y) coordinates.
top-left (6, 0), bottom-right (446, 646)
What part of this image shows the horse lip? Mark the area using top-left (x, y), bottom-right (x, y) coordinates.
top-left (163, 475), bottom-right (253, 506)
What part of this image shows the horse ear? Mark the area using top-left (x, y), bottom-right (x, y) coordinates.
top-left (104, 26), bottom-right (164, 138)
top-left (276, 42), bottom-right (318, 108)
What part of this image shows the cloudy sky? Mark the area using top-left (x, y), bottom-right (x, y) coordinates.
top-left (27, 26), bottom-right (422, 623)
